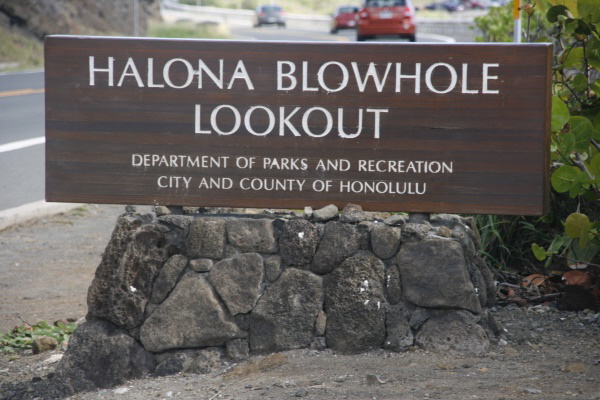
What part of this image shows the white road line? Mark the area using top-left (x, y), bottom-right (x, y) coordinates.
top-left (0, 136), bottom-right (45, 153)
top-left (417, 33), bottom-right (456, 43)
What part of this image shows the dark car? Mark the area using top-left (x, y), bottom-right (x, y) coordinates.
top-left (254, 5), bottom-right (286, 28)
top-left (356, 0), bottom-right (416, 42)
top-left (330, 5), bottom-right (360, 34)
top-left (425, 0), bottom-right (464, 12)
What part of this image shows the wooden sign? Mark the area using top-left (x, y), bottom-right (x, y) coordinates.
top-left (45, 36), bottom-right (552, 215)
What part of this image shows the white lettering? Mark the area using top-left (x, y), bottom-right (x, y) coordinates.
top-left (302, 62), bottom-right (318, 92)
top-left (195, 104), bottom-right (211, 134)
top-left (228, 60), bottom-right (254, 90)
top-left (89, 56), bottom-right (114, 86)
top-left (425, 63), bottom-right (457, 94)
top-left (197, 59), bottom-right (224, 89)
top-left (352, 62), bottom-right (392, 92)
top-left (482, 63), bottom-right (500, 94)
top-left (117, 58), bottom-right (144, 87)
top-left (302, 107), bottom-right (333, 137)
top-left (338, 108), bottom-right (363, 139)
top-left (211, 105), bottom-right (241, 135)
top-left (461, 63), bottom-right (478, 94)
top-left (317, 61), bottom-right (349, 92)
top-left (147, 58), bottom-right (164, 88)
top-left (277, 61), bottom-right (297, 90)
top-left (395, 63), bottom-right (421, 93)
top-left (163, 58), bottom-right (194, 89)
top-left (366, 108), bottom-right (388, 139)
top-left (245, 106), bottom-right (275, 136)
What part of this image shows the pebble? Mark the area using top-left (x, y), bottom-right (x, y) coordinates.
top-left (365, 374), bottom-right (386, 385)
top-left (294, 388), bottom-right (308, 397)
top-left (113, 387), bottom-right (130, 394)
top-left (523, 388), bottom-right (542, 394)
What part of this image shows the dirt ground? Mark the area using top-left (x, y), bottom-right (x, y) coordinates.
top-left (1, 205), bottom-right (599, 400)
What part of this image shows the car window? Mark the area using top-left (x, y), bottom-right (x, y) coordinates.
top-left (365, 0), bottom-right (407, 7)
top-left (260, 6), bottom-right (282, 12)
top-left (338, 6), bottom-right (357, 13)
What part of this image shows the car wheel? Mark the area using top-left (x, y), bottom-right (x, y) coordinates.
top-left (408, 34), bottom-right (416, 42)
top-left (357, 34), bottom-right (366, 41)
top-left (279, 22), bottom-right (286, 28)
top-left (331, 27), bottom-right (338, 34)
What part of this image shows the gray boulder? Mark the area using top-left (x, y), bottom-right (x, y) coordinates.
top-left (209, 253), bottom-right (264, 315)
top-left (226, 338), bottom-right (250, 361)
top-left (263, 255), bottom-right (283, 282)
top-left (189, 258), bottom-right (213, 273)
top-left (279, 219), bottom-right (319, 267)
top-left (140, 272), bottom-right (244, 352)
top-left (340, 203), bottom-right (366, 223)
top-left (87, 217), bottom-right (174, 330)
top-left (51, 320), bottom-right (155, 395)
top-left (415, 310), bottom-right (489, 355)
top-left (150, 254), bottom-right (188, 304)
top-left (474, 256), bottom-right (497, 307)
top-left (371, 224), bottom-right (401, 260)
top-left (312, 204), bottom-right (339, 222)
top-left (324, 251), bottom-right (386, 353)
top-left (398, 240), bottom-right (481, 314)
top-left (227, 219), bottom-right (278, 253)
top-left (186, 218), bottom-right (227, 260)
top-left (154, 348), bottom-right (223, 376)
top-left (384, 302), bottom-right (414, 352)
top-left (385, 264), bottom-right (402, 305)
top-left (250, 268), bottom-right (323, 353)
top-left (311, 222), bottom-right (360, 274)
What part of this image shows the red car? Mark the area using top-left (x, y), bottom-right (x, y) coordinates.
top-left (330, 5), bottom-right (360, 34)
top-left (356, 0), bottom-right (416, 42)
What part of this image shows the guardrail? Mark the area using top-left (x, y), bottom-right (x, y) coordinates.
top-left (161, 0), bottom-right (481, 42)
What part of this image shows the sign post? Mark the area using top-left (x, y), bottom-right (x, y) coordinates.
top-left (513, 0), bottom-right (522, 43)
top-left (45, 36), bottom-right (551, 215)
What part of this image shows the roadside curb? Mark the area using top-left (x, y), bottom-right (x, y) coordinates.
top-left (0, 200), bottom-right (82, 231)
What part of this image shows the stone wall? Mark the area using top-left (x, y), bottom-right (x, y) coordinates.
top-left (51, 204), bottom-right (500, 394)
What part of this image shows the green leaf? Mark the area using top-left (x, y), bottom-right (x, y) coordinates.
top-left (589, 153), bottom-right (600, 176)
top-left (568, 172), bottom-right (588, 197)
top-left (547, 4), bottom-right (571, 22)
top-left (571, 73), bottom-right (587, 92)
top-left (568, 239), bottom-right (599, 261)
top-left (551, 165), bottom-right (579, 192)
top-left (578, 0), bottom-right (600, 23)
top-left (558, 132), bottom-right (576, 156)
top-left (569, 116), bottom-right (593, 152)
top-left (548, 234), bottom-right (568, 254)
top-left (589, 39), bottom-right (600, 68)
top-left (594, 108), bottom-right (600, 131)
top-left (565, 213), bottom-right (592, 241)
top-left (563, 47), bottom-right (585, 69)
top-left (532, 243), bottom-right (547, 260)
top-left (551, 96), bottom-right (570, 132)
top-left (591, 82), bottom-right (600, 97)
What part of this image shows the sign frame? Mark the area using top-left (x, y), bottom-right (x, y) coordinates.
top-left (45, 36), bottom-right (552, 215)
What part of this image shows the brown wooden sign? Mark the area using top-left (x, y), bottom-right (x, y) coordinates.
top-left (45, 36), bottom-right (551, 215)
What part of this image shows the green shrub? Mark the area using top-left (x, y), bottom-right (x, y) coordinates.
top-left (1, 320), bottom-right (77, 354)
top-left (473, 0), bottom-right (600, 272)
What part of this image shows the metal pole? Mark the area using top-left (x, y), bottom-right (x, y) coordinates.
top-left (133, 0), bottom-right (139, 37)
top-left (513, 0), bottom-right (521, 43)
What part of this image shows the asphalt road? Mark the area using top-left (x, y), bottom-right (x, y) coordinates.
top-left (0, 70), bottom-right (45, 211)
top-left (0, 26), bottom-right (451, 215)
